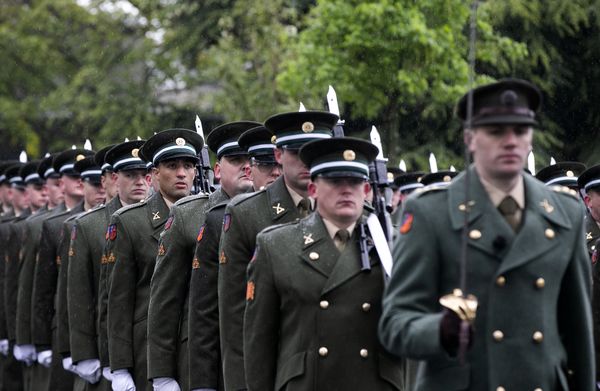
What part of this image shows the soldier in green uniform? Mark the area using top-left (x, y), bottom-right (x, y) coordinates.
top-left (56, 156), bottom-right (106, 391)
top-left (0, 161), bottom-right (17, 217)
top-left (218, 111), bottom-right (337, 391)
top-left (32, 148), bottom-right (94, 391)
top-left (97, 144), bottom-right (118, 203)
top-left (244, 137), bottom-right (404, 390)
top-left (379, 79), bottom-right (594, 390)
top-left (535, 162), bottom-right (587, 194)
top-left (84, 141), bottom-right (148, 389)
top-left (16, 155), bottom-right (65, 391)
top-left (237, 125), bottom-right (282, 191)
top-left (147, 121), bottom-right (257, 391)
top-left (107, 129), bottom-right (201, 391)
top-left (419, 170), bottom-right (458, 187)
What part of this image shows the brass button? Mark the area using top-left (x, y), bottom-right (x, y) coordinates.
top-left (319, 300), bottom-right (329, 309)
top-left (496, 276), bottom-right (506, 287)
top-left (493, 330), bottom-right (504, 342)
top-left (362, 303), bottom-right (371, 312)
top-left (496, 387), bottom-right (506, 391)
top-left (533, 331), bottom-right (543, 343)
top-left (535, 278), bottom-right (545, 289)
top-left (545, 228), bottom-right (555, 239)
top-left (469, 229), bottom-right (482, 240)
top-left (309, 252), bottom-right (319, 261)
top-left (318, 347), bottom-right (328, 357)
top-left (359, 349), bottom-right (368, 358)
top-left (534, 388), bottom-right (542, 391)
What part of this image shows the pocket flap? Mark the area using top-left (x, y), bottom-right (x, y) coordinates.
top-left (275, 351), bottom-right (306, 390)
top-left (378, 352), bottom-right (405, 390)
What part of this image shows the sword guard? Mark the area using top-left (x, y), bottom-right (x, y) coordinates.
top-left (440, 289), bottom-right (478, 323)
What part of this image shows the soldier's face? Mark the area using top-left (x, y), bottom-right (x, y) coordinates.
top-left (466, 125), bottom-right (533, 181)
top-left (248, 159), bottom-right (281, 190)
top-left (215, 155), bottom-right (252, 197)
top-left (10, 187), bottom-right (29, 211)
top-left (276, 148), bottom-right (310, 195)
top-left (46, 178), bottom-right (64, 207)
top-left (585, 189), bottom-right (600, 222)
top-left (102, 172), bottom-right (119, 200)
top-left (114, 169), bottom-right (149, 205)
top-left (61, 175), bottom-right (84, 198)
top-left (0, 184), bottom-right (9, 205)
top-left (154, 158), bottom-right (196, 203)
top-left (26, 183), bottom-right (48, 210)
top-left (309, 177), bottom-right (370, 226)
top-left (83, 181), bottom-right (106, 209)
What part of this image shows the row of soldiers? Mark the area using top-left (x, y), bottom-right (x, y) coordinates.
top-left (0, 77), bottom-right (599, 391)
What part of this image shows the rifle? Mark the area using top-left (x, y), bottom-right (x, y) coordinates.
top-left (194, 115), bottom-right (214, 194)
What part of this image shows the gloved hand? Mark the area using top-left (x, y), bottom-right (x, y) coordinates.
top-left (111, 369), bottom-right (136, 391)
top-left (152, 377), bottom-right (180, 391)
top-left (0, 339), bottom-right (9, 356)
top-left (14, 344), bottom-right (36, 366)
top-left (37, 350), bottom-right (53, 368)
top-left (62, 356), bottom-right (78, 373)
top-left (75, 358), bottom-right (102, 384)
top-left (102, 367), bottom-right (113, 382)
top-left (439, 308), bottom-right (473, 356)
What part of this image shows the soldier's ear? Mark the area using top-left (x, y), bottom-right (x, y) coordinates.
top-left (463, 128), bottom-right (473, 146)
top-left (274, 148), bottom-right (283, 165)
top-left (307, 180), bottom-right (317, 198)
top-left (363, 182), bottom-right (371, 197)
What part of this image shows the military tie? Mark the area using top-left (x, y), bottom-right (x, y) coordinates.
top-left (498, 196), bottom-right (520, 232)
top-left (334, 229), bottom-right (350, 252)
top-left (297, 198), bottom-right (311, 217)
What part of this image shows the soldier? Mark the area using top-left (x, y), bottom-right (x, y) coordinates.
top-left (80, 140), bottom-right (148, 390)
top-left (393, 171), bottom-right (425, 204)
top-left (0, 161), bottom-right (17, 216)
top-left (419, 170), bottom-right (458, 187)
top-left (536, 161), bottom-right (587, 194)
top-left (97, 144), bottom-right (118, 203)
top-left (237, 125), bottom-right (282, 191)
top-left (147, 121), bottom-right (257, 391)
top-left (218, 111), bottom-right (336, 390)
top-left (379, 79), bottom-right (594, 390)
top-left (32, 148), bottom-right (94, 391)
top-left (244, 137), bottom-right (404, 390)
top-left (56, 156), bottom-right (106, 390)
top-left (16, 155), bottom-right (66, 391)
top-left (107, 129), bottom-right (202, 391)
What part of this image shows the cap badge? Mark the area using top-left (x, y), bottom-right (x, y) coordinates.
top-left (343, 150), bottom-right (356, 161)
top-left (131, 148), bottom-right (139, 158)
top-left (76, 154), bottom-right (86, 162)
top-left (566, 170), bottom-right (574, 177)
top-left (302, 122), bottom-right (314, 133)
top-left (387, 172), bottom-right (394, 181)
top-left (175, 137), bottom-right (186, 146)
top-left (501, 90), bottom-right (518, 106)
top-left (271, 135), bottom-right (277, 144)
top-left (443, 175), bottom-right (452, 182)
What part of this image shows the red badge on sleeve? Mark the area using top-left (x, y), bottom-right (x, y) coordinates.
top-left (399, 213), bottom-right (414, 234)
top-left (197, 224), bottom-right (206, 242)
top-left (593, 249), bottom-right (598, 265)
top-left (71, 226), bottom-right (77, 241)
top-left (223, 214), bottom-right (231, 232)
top-left (106, 224), bottom-right (117, 241)
top-left (164, 216), bottom-right (174, 231)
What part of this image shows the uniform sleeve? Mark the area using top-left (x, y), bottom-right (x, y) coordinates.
top-left (0, 227), bottom-right (6, 340)
top-left (16, 222), bottom-right (37, 344)
top-left (147, 206), bottom-right (191, 379)
top-left (107, 214), bottom-right (137, 370)
top-left (378, 197), bottom-right (446, 360)
top-left (56, 222), bottom-right (72, 356)
top-left (31, 220), bottom-right (59, 347)
top-left (188, 207), bottom-right (223, 389)
top-left (244, 233), bottom-right (279, 391)
top-left (557, 205), bottom-right (595, 390)
top-left (218, 203), bottom-right (254, 390)
top-left (5, 225), bottom-right (21, 341)
top-left (97, 252), bottom-right (111, 367)
top-left (68, 220), bottom-right (99, 362)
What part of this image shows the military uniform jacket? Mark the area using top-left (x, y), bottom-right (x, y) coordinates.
top-left (379, 168), bottom-right (594, 391)
top-left (107, 192), bottom-right (169, 390)
top-left (244, 212), bottom-right (404, 391)
top-left (32, 202), bottom-right (84, 348)
top-left (17, 204), bottom-right (60, 345)
top-left (585, 211), bottom-right (600, 256)
top-left (4, 208), bottom-right (31, 341)
top-left (95, 196), bottom-right (123, 367)
top-left (0, 211), bottom-right (15, 340)
top-left (219, 176), bottom-right (302, 390)
top-left (188, 202), bottom-right (228, 391)
top-left (587, 212), bottom-right (600, 380)
top-left (147, 193), bottom-right (210, 387)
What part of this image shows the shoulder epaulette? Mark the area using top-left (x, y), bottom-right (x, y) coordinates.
top-left (113, 199), bottom-right (147, 216)
top-left (76, 204), bottom-right (106, 220)
top-left (230, 190), bottom-right (263, 207)
top-left (260, 220), bottom-right (299, 235)
top-left (550, 185), bottom-right (579, 199)
top-left (44, 209), bottom-right (72, 222)
top-left (208, 201), bottom-right (229, 214)
top-left (414, 184), bottom-right (448, 197)
top-left (174, 193), bottom-right (209, 207)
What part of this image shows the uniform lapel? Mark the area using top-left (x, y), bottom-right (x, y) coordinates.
top-left (496, 174), bottom-right (570, 275)
top-left (299, 214), bottom-right (337, 278)
top-left (267, 176), bottom-right (299, 222)
top-left (146, 192), bottom-right (170, 241)
top-left (448, 167), bottom-right (515, 259)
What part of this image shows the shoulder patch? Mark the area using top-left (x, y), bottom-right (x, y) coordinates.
top-left (222, 214), bottom-right (231, 232)
top-left (106, 224), bottom-right (117, 241)
top-left (399, 212), bottom-right (414, 234)
top-left (197, 224), bottom-right (206, 242)
top-left (71, 225), bottom-right (77, 241)
top-left (164, 216), bottom-right (174, 231)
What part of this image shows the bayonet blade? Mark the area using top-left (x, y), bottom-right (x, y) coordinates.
top-left (399, 159), bottom-right (407, 172)
top-left (195, 115), bottom-right (205, 139)
top-left (298, 102), bottom-right (306, 112)
top-left (370, 126), bottom-right (385, 160)
top-left (84, 139), bottom-right (92, 150)
top-left (527, 151), bottom-right (535, 174)
top-left (429, 153), bottom-right (438, 173)
top-left (550, 156), bottom-right (556, 165)
top-left (19, 150), bottom-right (27, 163)
top-left (327, 85), bottom-right (340, 118)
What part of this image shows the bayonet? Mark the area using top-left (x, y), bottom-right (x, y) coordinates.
top-left (298, 102), bottom-right (306, 112)
top-left (527, 151), bottom-right (535, 174)
top-left (84, 139), bottom-right (92, 150)
top-left (327, 85), bottom-right (345, 137)
top-left (194, 115), bottom-right (213, 194)
top-left (19, 151), bottom-right (27, 163)
top-left (399, 159), bottom-right (407, 172)
top-left (429, 153), bottom-right (438, 173)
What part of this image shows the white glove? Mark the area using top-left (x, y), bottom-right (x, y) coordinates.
top-left (152, 377), bottom-right (180, 391)
top-left (37, 350), bottom-right (53, 368)
top-left (75, 358), bottom-right (102, 384)
top-left (14, 344), bottom-right (36, 366)
top-left (111, 369), bottom-right (136, 391)
top-left (62, 356), bottom-right (78, 373)
top-left (0, 339), bottom-right (9, 356)
top-left (103, 366), bottom-right (113, 382)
